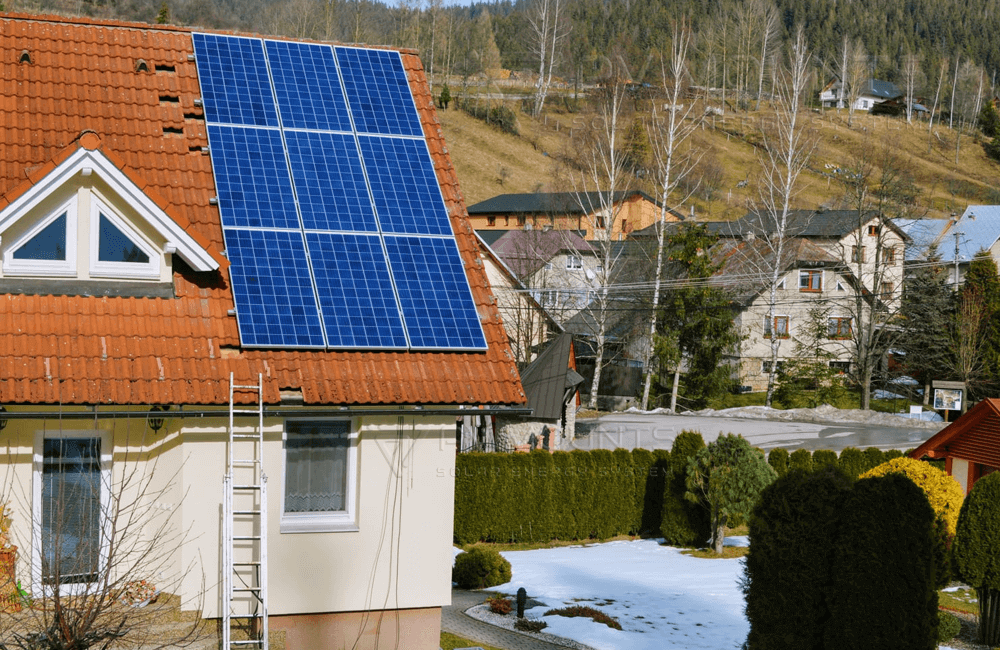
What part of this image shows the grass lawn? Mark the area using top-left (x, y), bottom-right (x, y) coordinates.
top-left (939, 585), bottom-right (979, 614)
top-left (440, 631), bottom-right (503, 650)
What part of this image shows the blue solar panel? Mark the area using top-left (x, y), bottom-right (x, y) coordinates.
top-left (335, 47), bottom-right (423, 137)
top-left (265, 41), bottom-right (353, 132)
top-left (224, 228), bottom-right (326, 347)
top-left (285, 131), bottom-right (377, 232)
top-left (192, 34), bottom-right (279, 128)
top-left (385, 236), bottom-right (487, 350)
top-left (306, 233), bottom-right (407, 348)
top-left (359, 136), bottom-right (452, 236)
top-left (208, 125), bottom-right (301, 230)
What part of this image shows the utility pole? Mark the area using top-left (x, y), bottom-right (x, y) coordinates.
top-left (953, 228), bottom-right (964, 287)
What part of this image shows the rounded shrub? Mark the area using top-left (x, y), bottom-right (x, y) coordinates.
top-left (661, 431), bottom-right (710, 546)
top-left (860, 457), bottom-right (964, 536)
top-left (812, 449), bottom-right (838, 471)
top-left (826, 473), bottom-right (940, 650)
top-left (767, 448), bottom-right (789, 477)
top-left (937, 610), bottom-right (961, 642)
top-left (744, 467), bottom-right (852, 650)
top-left (452, 546), bottom-right (512, 589)
top-left (837, 447), bottom-right (865, 479)
top-left (863, 447), bottom-right (887, 472)
top-left (953, 472), bottom-right (1000, 646)
top-left (789, 449), bottom-right (813, 473)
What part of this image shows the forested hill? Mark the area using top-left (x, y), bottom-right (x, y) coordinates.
top-left (5, 0), bottom-right (999, 90)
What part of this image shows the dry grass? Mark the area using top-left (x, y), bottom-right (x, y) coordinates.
top-left (437, 97), bottom-right (1000, 220)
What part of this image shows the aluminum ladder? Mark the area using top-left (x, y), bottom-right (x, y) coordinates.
top-left (223, 372), bottom-right (269, 650)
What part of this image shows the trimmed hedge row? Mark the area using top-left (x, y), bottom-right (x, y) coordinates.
top-left (454, 444), bottom-right (914, 545)
top-left (454, 448), bottom-right (671, 544)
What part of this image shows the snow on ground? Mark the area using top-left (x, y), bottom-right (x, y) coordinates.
top-left (483, 538), bottom-right (748, 650)
top-left (624, 403), bottom-right (943, 428)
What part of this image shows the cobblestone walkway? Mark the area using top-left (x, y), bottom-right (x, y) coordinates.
top-left (442, 589), bottom-right (578, 650)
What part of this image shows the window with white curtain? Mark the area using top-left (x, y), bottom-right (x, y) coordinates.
top-left (281, 419), bottom-right (357, 533)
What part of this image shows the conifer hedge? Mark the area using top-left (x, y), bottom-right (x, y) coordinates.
top-left (954, 472), bottom-right (1000, 645)
top-left (826, 474), bottom-right (940, 650)
top-left (660, 431), bottom-right (711, 545)
top-left (766, 448), bottom-right (789, 477)
top-left (744, 467), bottom-right (852, 650)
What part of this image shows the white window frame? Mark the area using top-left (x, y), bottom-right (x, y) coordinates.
top-left (566, 255), bottom-right (583, 270)
top-left (89, 194), bottom-right (160, 280)
top-left (31, 429), bottom-right (113, 598)
top-left (280, 418), bottom-right (359, 534)
top-left (3, 195), bottom-right (78, 277)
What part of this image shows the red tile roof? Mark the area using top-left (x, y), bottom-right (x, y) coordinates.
top-left (0, 14), bottom-right (525, 407)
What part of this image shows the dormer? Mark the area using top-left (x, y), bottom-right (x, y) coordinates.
top-left (0, 139), bottom-right (219, 295)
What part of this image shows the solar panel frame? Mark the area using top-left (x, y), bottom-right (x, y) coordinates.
top-left (207, 125), bottom-right (301, 230)
top-left (265, 40), bottom-right (354, 133)
top-left (358, 135), bottom-right (453, 236)
top-left (334, 47), bottom-right (424, 137)
top-left (285, 130), bottom-right (379, 233)
top-left (223, 228), bottom-right (327, 348)
top-left (306, 232), bottom-right (408, 349)
top-left (384, 235), bottom-right (488, 351)
top-left (192, 33), bottom-right (279, 128)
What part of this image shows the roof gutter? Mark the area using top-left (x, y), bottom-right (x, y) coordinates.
top-left (0, 405), bottom-right (535, 421)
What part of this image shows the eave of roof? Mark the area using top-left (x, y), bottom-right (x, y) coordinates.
top-left (0, 14), bottom-right (525, 407)
top-left (909, 399), bottom-right (1000, 460)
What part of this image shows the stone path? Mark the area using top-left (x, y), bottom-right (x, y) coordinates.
top-left (442, 589), bottom-right (577, 650)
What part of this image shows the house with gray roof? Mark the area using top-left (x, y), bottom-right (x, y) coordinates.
top-left (467, 190), bottom-right (677, 241)
top-left (897, 207), bottom-right (1000, 285)
top-left (819, 78), bottom-right (903, 111)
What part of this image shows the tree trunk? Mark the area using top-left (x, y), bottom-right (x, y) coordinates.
top-left (712, 512), bottom-right (727, 554)
top-left (980, 587), bottom-right (1000, 645)
top-left (670, 363), bottom-right (681, 412)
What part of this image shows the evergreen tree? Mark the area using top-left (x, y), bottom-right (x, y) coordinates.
top-left (954, 472), bottom-right (1000, 645)
top-left (900, 247), bottom-right (954, 401)
top-left (685, 433), bottom-right (777, 554)
top-left (622, 116), bottom-right (652, 176)
top-left (657, 224), bottom-right (741, 409)
top-left (960, 250), bottom-right (1000, 398)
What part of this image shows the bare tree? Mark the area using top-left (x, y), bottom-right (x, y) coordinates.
top-left (834, 139), bottom-right (916, 409)
top-left (752, 0), bottom-right (780, 110)
top-left (845, 40), bottom-right (868, 127)
top-left (953, 287), bottom-right (988, 392)
top-left (928, 57), bottom-right (949, 153)
top-left (755, 26), bottom-right (818, 407)
top-left (568, 72), bottom-right (630, 409)
top-left (528, 0), bottom-right (570, 117)
top-left (640, 19), bottom-right (701, 410)
top-left (1, 423), bottom-right (205, 650)
top-left (902, 51), bottom-right (923, 124)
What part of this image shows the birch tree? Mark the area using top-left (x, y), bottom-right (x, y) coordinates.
top-left (570, 73), bottom-right (629, 409)
top-left (845, 40), bottom-right (868, 127)
top-left (640, 20), bottom-right (701, 410)
top-left (755, 26), bottom-right (817, 407)
top-left (528, 0), bottom-right (570, 117)
top-left (928, 57), bottom-right (948, 153)
top-left (752, 0), bottom-right (780, 110)
top-left (902, 51), bottom-right (923, 124)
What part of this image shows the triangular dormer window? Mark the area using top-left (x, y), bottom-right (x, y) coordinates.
top-left (0, 145), bottom-right (219, 293)
top-left (3, 196), bottom-right (77, 277)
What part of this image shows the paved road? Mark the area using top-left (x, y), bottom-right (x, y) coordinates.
top-left (442, 589), bottom-right (581, 650)
top-left (571, 412), bottom-right (943, 452)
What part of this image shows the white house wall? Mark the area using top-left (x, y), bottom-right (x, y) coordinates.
top-left (0, 411), bottom-right (456, 619)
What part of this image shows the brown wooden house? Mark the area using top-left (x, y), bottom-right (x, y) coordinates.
top-left (910, 399), bottom-right (1000, 494)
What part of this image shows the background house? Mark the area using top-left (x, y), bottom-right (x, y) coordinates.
top-left (0, 15), bottom-right (524, 650)
top-left (819, 78), bottom-right (903, 111)
top-left (468, 190), bottom-right (672, 241)
top-left (897, 207), bottom-right (1000, 285)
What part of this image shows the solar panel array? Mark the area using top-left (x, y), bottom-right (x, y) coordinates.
top-left (192, 33), bottom-right (487, 351)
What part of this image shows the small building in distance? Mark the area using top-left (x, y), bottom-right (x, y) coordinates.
top-left (468, 190), bottom-right (674, 241)
top-left (819, 78), bottom-right (903, 111)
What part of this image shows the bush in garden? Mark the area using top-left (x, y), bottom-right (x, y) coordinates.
top-left (632, 448), bottom-right (670, 535)
top-left (452, 547), bottom-right (512, 589)
top-left (937, 610), bottom-right (961, 642)
top-left (837, 447), bottom-right (865, 479)
top-left (743, 467), bottom-right (852, 650)
top-left (515, 619), bottom-right (547, 632)
top-left (953, 471), bottom-right (1000, 645)
top-left (660, 431), bottom-right (711, 546)
top-left (812, 449), bottom-right (838, 471)
top-left (826, 474), bottom-right (940, 650)
top-left (550, 451), bottom-right (577, 539)
top-left (486, 594), bottom-right (512, 614)
top-left (863, 447), bottom-right (887, 472)
top-left (884, 449), bottom-right (903, 461)
top-left (860, 457), bottom-right (964, 536)
top-left (789, 449), bottom-right (813, 473)
top-left (685, 434), bottom-right (777, 554)
top-left (767, 448), bottom-right (789, 477)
